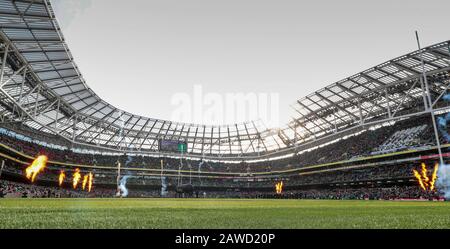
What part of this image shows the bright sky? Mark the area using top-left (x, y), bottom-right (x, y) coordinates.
top-left (51, 0), bottom-right (450, 128)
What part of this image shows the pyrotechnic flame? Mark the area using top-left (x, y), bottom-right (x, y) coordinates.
top-left (25, 155), bottom-right (48, 183)
top-left (421, 163), bottom-right (430, 188)
top-left (88, 172), bottom-right (93, 192)
top-left (72, 168), bottom-right (81, 189)
top-left (82, 174), bottom-right (88, 190)
top-left (59, 170), bottom-right (65, 187)
top-left (413, 169), bottom-right (427, 191)
top-left (413, 163), bottom-right (439, 191)
top-left (275, 181), bottom-right (283, 194)
top-left (430, 163), bottom-right (439, 191)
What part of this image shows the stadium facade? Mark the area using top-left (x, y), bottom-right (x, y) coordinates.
top-left (0, 0), bottom-right (449, 199)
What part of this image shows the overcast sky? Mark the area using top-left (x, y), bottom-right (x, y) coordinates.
top-left (50, 0), bottom-right (450, 127)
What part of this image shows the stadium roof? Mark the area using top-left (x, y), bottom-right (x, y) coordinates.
top-left (288, 41), bottom-right (450, 142)
top-left (0, 0), bottom-right (449, 160)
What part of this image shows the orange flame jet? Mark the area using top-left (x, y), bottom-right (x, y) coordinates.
top-left (82, 174), bottom-right (88, 190)
top-left (413, 170), bottom-right (427, 191)
top-left (413, 163), bottom-right (439, 191)
top-left (25, 155), bottom-right (48, 183)
top-left (88, 172), bottom-right (94, 192)
top-left (59, 170), bottom-right (65, 187)
top-left (430, 163), bottom-right (439, 191)
top-left (72, 168), bottom-right (81, 189)
top-left (275, 181), bottom-right (283, 194)
top-left (421, 163), bottom-right (430, 188)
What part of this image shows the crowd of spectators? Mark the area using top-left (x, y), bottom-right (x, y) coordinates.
top-left (1, 178), bottom-right (441, 200)
top-left (0, 180), bottom-right (89, 198)
top-left (0, 179), bottom-right (166, 198)
top-left (249, 186), bottom-right (442, 200)
top-left (284, 163), bottom-right (423, 186)
top-left (0, 115), bottom-right (437, 175)
top-left (0, 114), bottom-right (444, 200)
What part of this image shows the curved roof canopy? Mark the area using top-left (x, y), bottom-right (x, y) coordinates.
top-left (0, 0), bottom-right (449, 160)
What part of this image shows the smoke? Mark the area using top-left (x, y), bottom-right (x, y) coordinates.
top-left (443, 94), bottom-right (450, 102)
top-left (435, 93), bottom-right (450, 199)
top-left (116, 154), bottom-right (135, 197)
top-left (125, 155), bottom-right (133, 166)
top-left (161, 176), bottom-right (168, 197)
top-left (118, 176), bottom-right (131, 197)
top-left (437, 113), bottom-right (450, 142)
top-left (436, 164), bottom-right (450, 199)
top-left (198, 161), bottom-right (205, 186)
top-left (437, 92), bottom-right (450, 142)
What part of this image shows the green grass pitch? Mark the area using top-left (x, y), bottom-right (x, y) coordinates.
top-left (1, 199), bottom-right (449, 229)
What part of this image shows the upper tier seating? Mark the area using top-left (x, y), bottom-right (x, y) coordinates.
top-left (373, 125), bottom-right (428, 154)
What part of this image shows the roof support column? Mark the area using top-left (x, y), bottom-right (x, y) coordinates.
top-left (33, 84), bottom-right (41, 118)
top-left (0, 43), bottom-right (9, 86)
top-left (416, 31), bottom-right (444, 167)
top-left (54, 99), bottom-right (60, 129)
top-left (385, 89), bottom-right (392, 118)
top-left (358, 98), bottom-right (363, 124)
